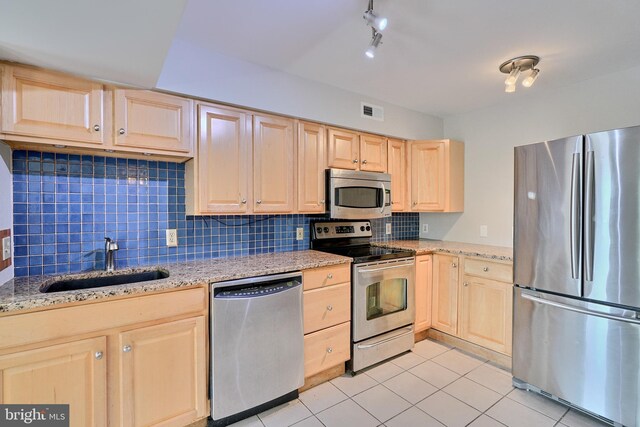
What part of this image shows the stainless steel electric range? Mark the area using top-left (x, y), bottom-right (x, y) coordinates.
top-left (311, 221), bottom-right (415, 372)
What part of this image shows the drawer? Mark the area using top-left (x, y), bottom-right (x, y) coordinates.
top-left (464, 258), bottom-right (513, 283)
top-left (304, 322), bottom-right (350, 378)
top-left (303, 264), bottom-right (350, 291)
top-left (304, 283), bottom-right (351, 334)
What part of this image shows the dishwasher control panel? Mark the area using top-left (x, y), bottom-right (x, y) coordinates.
top-left (215, 280), bottom-right (297, 298)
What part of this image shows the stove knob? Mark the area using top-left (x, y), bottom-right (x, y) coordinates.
top-left (316, 227), bottom-right (322, 233)
top-left (366, 225), bottom-right (371, 231)
top-left (323, 227), bottom-right (329, 233)
top-left (360, 226), bottom-right (365, 231)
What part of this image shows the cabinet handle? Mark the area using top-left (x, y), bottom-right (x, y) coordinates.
top-left (320, 199), bottom-right (325, 204)
top-left (327, 273), bottom-right (333, 279)
top-left (451, 263), bottom-right (457, 268)
top-left (464, 282), bottom-right (469, 287)
top-left (118, 128), bottom-right (125, 135)
top-left (256, 200), bottom-right (262, 204)
top-left (326, 347), bottom-right (333, 354)
top-left (241, 198), bottom-right (247, 204)
top-left (362, 159), bottom-right (368, 164)
top-left (413, 201), bottom-right (417, 206)
top-left (95, 351), bottom-right (103, 360)
top-left (123, 345), bottom-right (132, 353)
top-left (483, 267), bottom-right (489, 272)
top-left (327, 305), bottom-right (333, 311)
top-left (93, 124), bottom-right (100, 132)
top-left (353, 159), bottom-right (359, 163)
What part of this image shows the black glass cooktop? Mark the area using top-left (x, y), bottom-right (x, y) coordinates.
top-left (316, 245), bottom-right (413, 263)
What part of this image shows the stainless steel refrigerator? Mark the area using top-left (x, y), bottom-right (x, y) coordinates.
top-left (513, 125), bottom-right (640, 427)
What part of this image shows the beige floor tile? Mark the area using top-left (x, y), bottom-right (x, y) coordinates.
top-left (383, 371), bottom-right (438, 404)
top-left (331, 372), bottom-right (378, 397)
top-left (432, 349), bottom-right (486, 375)
top-left (364, 361), bottom-right (405, 383)
top-left (506, 388), bottom-right (568, 420)
top-left (228, 415), bottom-right (264, 427)
top-left (468, 414), bottom-right (507, 427)
top-left (390, 351), bottom-right (426, 370)
top-left (291, 416), bottom-right (324, 427)
top-left (443, 377), bottom-right (502, 412)
top-left (385, 407), bottom-right (445, 427)
top-left (409, 360), bottom-right (460, 388)
top-left (352, 384), bottom-right (412, 422)
top-left (316, 399), bottom-right (379, 427)
top-left (465, 364), bottom-right (514, 395)
top-left (299, 381), bottom-right (348, 414)
top-left (486, 397), bottom-right (556, 427)
top-left (559, 409), bottom-right (611, 427)
top-left (412, 339), bottom-right (451, 359)
top-left (416, 390), bottom-right (481, 427)
top-left (258, 399), bottom-right (312, 427)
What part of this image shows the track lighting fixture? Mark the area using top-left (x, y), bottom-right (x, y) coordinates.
top-left (363, 0), bottom-right (387, 58)
top-left (499, 55), bottom-right (540, 93)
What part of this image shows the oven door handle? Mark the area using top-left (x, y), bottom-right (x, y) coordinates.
top-left (358, 262), bottom-right (415, 273)
top-left (356, 326), bottom-right (414, 349)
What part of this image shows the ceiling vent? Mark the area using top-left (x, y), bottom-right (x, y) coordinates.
top-left (361, 102), bottom-right (384, 121)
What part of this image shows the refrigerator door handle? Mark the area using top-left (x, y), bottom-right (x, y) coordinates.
top-left (584, 151), bottom-right (595, 282)
top-left (570, 153), bottom-right (582, 279)
top-left (521, 292), bottom-right (640, 324)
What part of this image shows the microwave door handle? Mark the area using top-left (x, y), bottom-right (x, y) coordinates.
top-left (379, 182), bottom-right (386, 213)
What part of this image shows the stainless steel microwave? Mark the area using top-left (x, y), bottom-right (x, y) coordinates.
top-left (326, 169), bottom-right (391, 219)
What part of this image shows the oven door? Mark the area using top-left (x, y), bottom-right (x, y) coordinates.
top-left (329, 177), bottom-right (391, 219)
top-left (353, 258), bottom-right (415, 342)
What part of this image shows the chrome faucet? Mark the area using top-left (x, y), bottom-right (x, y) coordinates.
top-left (104, 237), bottom-right (119, 272)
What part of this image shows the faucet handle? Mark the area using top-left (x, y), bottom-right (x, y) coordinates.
top-left (108, 242), bottom-right (119, 251)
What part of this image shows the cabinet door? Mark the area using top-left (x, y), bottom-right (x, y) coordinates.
top-left (1, 65), bottom-right (104, 145)
top-left (359, 134), bottom-right (387, 172)
top-left (415, 255), bottom-right (433, 332)
top-left (327, 127), bottom-right (359, 170)
top-left (410, 140), bottom-right (446, 211)
top-left (253, 114), bottom-right (295, 213)
top-left (118, 316), bottom-right (206, 427)
top-left (113, 90), bottom-right (193, 155)
top-left (298, 121), bottom-right (326, 213)
top-left (387, 139), bottom-right (407, 211)
top-left (431, 254), bottom-right (459, 335)
top-left (0, 337), bottom-right (107, 427)
top-left (197, 104), bottom-right (251, 213)
top-left (460, 275), bottom-right (513, 355)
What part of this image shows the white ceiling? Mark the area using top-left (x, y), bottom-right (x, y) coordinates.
top-left (1, 0), bottom-right (639, 117)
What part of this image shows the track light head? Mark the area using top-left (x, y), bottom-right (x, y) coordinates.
top-left (522, 68), bottom-right (540, 87)
top-left (363, 10), bottom-right (388, 32)
top-left (365, 32), bottom-right (383, 58)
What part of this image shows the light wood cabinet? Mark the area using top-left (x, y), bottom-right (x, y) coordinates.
top-left (327, 127), bottom-right (359, 170)
top-left (387, 138), bottom-right (407, 211)
top-left (253, 114), bottom-right (295, 213)
top-left (303, 322), bottom-right (350, 378)
top-left (1, 64), bottom-right (105, 146)
top-left (409, 139), bottom-right (464, 212)
top-left (459, 258), bottom-right (513, 355)
top-left (431, 253), bottom-right (459, 335)
top-left (0, 336), bottom-right (107, 427)
top-left (112, 89), bottom-right (193, 156)
top-left (188, 104), bottom-right (252, 214)
top-left (297, 121), bottom-right (326, 213)
top-left (359, 133), bottom-right (387, 172)
top-left (414, 255), bottom-right (433, 332)
top-left (118, 316), bottom-right (206, 427)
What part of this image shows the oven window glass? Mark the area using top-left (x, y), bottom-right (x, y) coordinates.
top-left (366, 278), bottom-right (407, 320)
top-left (335, 186), bottom-right (381, 209)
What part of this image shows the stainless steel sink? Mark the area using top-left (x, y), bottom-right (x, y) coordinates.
top-left (40, 269), bottom-right (169, 293)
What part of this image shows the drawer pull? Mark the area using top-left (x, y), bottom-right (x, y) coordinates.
top-left (451, 263), bottom-right (457, 268)
top-left (464, 282), bottom-right (469, 287)
top-left (327, 273), bottom-right (333, 279)
top-left (483, 267), bottom-right (489, 272)
top-left (95, 351), bottom-right (103, 360)
top-left (123, 345), bottom-right (132, 353)
top-left (327, 305), bottom-right (333, 311)
top-left (326, 347), bottom-right (333, 354)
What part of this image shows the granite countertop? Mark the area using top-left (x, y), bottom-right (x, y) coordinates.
top-left (0, 250), bottom-right (351, 314)
top-left (373, 239), bottom-right (513, 261)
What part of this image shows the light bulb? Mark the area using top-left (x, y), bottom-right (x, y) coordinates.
top-left (522, 69), bottom-right (539, 87)
top-left (365, 47), bottom-right (375, 58)
top-left (505, 82), bottom-right (516, 93)
top-left (364, 10), bottom-right (388, 32)
top-left (505, 67), bottom-right (521, 86)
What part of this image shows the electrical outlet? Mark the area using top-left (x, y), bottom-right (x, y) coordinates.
top-left (2, 236), bottom-right (10, 261)
top-left (422, 224), bottom-right (429, 233)
top-left (166, 229), bottom-right (178, 247)
top-left (296, 227), bottom-right (304, 241)
top-left (385, 223), bottom-right (392, 235)
top-left (480, 225), bottom-right (488, 237)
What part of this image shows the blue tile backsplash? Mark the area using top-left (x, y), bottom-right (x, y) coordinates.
top-left (12, 150), bottom-right (419, 277)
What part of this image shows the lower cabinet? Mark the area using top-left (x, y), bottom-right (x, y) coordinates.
top-left (414, 255), bottom-right (432, 332)
top-left (0, 336), bottom-right (107, 427)
top-left (431, 254), bottom-right (459, 335)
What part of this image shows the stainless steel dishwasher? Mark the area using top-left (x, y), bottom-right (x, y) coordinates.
top-left (210, 272), bottom-right (304, 426)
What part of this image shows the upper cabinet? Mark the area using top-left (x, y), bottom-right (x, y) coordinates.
top-left (359, 133), bottom-right (387, 172)
top-left (327, 127), bottom-right (359, 170)
top-left (0, 64), bottom-right (105, 146)
top-left (409, 139), bottom-right (464, 212)
top-left (112, 89), bottom-right (193, 156)
top-left (298, 121), bottom-right (326, 213)
top-left (387, 138), bottom-right (407, 211)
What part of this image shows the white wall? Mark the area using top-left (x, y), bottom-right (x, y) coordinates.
top-left (157, 38), bottom-right (444, 140)
top-left (421, 64), bottom-right (640, 247)
top-left (0, 141), bottom-right (13, 283)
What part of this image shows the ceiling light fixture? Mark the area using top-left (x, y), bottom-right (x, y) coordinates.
top-left (499, 55), bottom-right (540, 93)
top-left (363, 0), bottom-right (387, 58)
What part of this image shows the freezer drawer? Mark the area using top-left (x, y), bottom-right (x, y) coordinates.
top-left (513, 287), bottom-right (640, 426)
